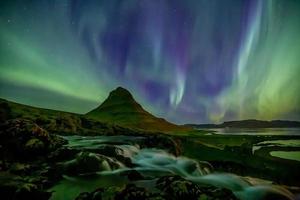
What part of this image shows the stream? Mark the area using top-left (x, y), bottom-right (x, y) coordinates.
top-left (49, 135), bottom-right (295, 200)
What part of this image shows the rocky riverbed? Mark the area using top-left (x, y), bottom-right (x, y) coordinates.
top-left (0, 119), bottom-right (298, 200)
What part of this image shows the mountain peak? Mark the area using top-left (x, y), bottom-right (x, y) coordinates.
top-left (109, 87), bottom-right (133, 98)
top-left (114, 86), bottom-right (130, 93)
top-left (86, 87), bottom-right (189, 132)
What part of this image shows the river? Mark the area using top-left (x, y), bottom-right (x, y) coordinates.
top-left (49, 135), bottom-right (295, 200)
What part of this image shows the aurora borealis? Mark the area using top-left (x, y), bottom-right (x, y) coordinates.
top-left (0, 0), bottom-right (299, 124)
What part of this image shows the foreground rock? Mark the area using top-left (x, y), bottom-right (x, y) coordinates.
top-left (0, 119), bottom-right (66, 161)
top-left (140, 135), bottom-right (182, 156)
top-left (62, 152), bottom-right (124, 175)
top-left (0, 172), bottom-right (52, 200)
top-left (156, 175), bottom-right (237, 200)
top-left (0, 119), bottom-right (67, 199)
top-left (74, 175), bottom-right (238, 200)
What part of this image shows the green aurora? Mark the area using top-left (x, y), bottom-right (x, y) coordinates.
top-left (0, 0), bottom-right (299, 123)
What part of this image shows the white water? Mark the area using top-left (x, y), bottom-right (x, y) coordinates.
top-left (50, 135), bottom-right (295, 200)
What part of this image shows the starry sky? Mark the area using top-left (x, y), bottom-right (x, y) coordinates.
top-left (0, 0), bottom-right (300, 124)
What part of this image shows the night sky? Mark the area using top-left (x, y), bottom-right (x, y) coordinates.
top-left (0, 0), bottom-right (300, 124)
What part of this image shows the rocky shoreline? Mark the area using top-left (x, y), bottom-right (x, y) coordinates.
top-left (0, 118), bottom-right (298, 200)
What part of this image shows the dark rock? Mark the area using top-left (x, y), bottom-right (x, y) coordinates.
top-left (48, 134), bottom-right (68, 150)
top-left (261, 192), bottom-right (291, 200)
top-left (75, 192), bottom-right (93, 200)
top-left (48, 147), bottom-right (79, 162)
top-left (91, 188), bottom-right (103, 200)
top-left (197, 185), bottom-right (237, 200)
top-left (38, 166), bottom-right (63, 188)
top-left (0, 102), bottom-right (12, 122)
top-left (53, 114), bottom-right (82, 134)
top-left (74, 187), bottom-right (118, 200)
top-left (156, 175), bottom-right (201, 200)
top-left (141, 135), bottom-right (181, 156)
top-left (9, 163), bottom-right (31, 174)
top-left (62, 152), bottom-right (123, 175)
top-left (115, 184), bottom-right (151, 200)
top-left (24, 138), bottom-right (46, 154)
top-left (0, 172), bottom-right (51, 200)
top-left (74, 184), bottom-right (164, 200)
top-left (87, 145), bottom-right (137, 167)
top-left (120, 170), bottom-right (144, 181)
top-left (156, 175), bottom-right (238, 200)
top-left (0, 119), bottom-right (66, 160)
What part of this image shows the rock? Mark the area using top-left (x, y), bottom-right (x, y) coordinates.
top-left (73, 177), bottom-right (238, 200)
top-left (87, 145), bottom-right (138, 167)
top-left (0, 102), bottom-right (12, 121)
top-left (156, 175), bottom-right (238, 200)
top-left (62, 152), bottom-right (124, 175)
top-left (120, 170), bottom-right (144, 181)
top-left (48, 147), bottom-right (79, 162)
top-left (0, 172), bottom-right (51, 200)
top-left (197, 185), bottom-right (237, 200)
top-left (75, 187), bottom-right (119, 200)
top-left (91, 188), bottom-right (103, 200)
top-left (141, 135), bottom-right (181, 156)
top-left (37, 114), bottom-right (87, 135)
top-left (48, 134), bottom-right (68, 150)
top-left (24, 138), bottom-right (46, 154)
top-left (115, 184), bottom-right (151, 200)
top-left (75, 192), bottom-right (92, 200)
top-left (37, 166), bottom-right (63, 188)
top-left (0, 119), bottom-right (66, 160)
top-left (156, 175), bottom-right (201, 200)
top-left (9, 163), bottom-right (31, 174)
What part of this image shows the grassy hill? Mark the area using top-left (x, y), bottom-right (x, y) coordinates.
top-left (0, 87), bottom-right (190, 133)
top-left (86, 87), bottom-right (190, 132)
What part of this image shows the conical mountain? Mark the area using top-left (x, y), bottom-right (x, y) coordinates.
top-left (86, 87), bottom-right (189, 132)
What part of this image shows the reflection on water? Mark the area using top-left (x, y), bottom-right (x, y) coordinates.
top-left (210, 128), bottom-right (300, 135)
top-left (257, 140), bottom-right (300, 146)
top-left (50, 135), bottom-right (295, 200)
top-left (50, 173), bottom-right (127, 200)
top-left (270, 151), bottom-right (300, 162)
top-left (252, 139), bottom-right (300, 154)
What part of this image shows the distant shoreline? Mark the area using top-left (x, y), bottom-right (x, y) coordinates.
top-left (185, 119), bottom-right (300, 129)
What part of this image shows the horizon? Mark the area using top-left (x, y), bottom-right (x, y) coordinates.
top-left (1, 89), bottom-right (300, 126)
top-left (0, 0), bottom-right (300, 124)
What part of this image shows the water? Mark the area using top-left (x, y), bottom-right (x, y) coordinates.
top-left (206, 128), bottom-right (300, 162)
top-left (252, 140), bottom-right (300, 161)
top-left (256, 140), bottom-right (300, 146)
top-left (210, 128), bottom-right (300, 135)
top-left (270, 151), bottom-right (300, 162)
top-left (49, 135), bottom-right (295, 200)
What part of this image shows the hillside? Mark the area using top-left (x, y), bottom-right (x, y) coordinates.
top-left (86, 87), bottom-right (189, 132)
top-left (0, 87), bottom-right (190, 133)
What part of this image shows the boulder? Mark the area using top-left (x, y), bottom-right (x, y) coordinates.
top-left (115, 184), bottom-right (151, 200)
top-left (0, 172), bottom-right (51, 200)
top-left (0, 119), bottom-right (66, 160)
top-left (120, 170), bottom-right (144, 181)
top-left (24, 138), bottom-right (46, 154)
top-left (141, 135), bottom-right (181, 156)
top-left (62, 152), bottom-right (124, 175)
top-left (156, 175), bottom-right (238, 200)
top-left (48, 147), bottom-right (79, 162)
top-left (86, 145), bottom-right (138, 167)
top-left (156, 175), bottom-right (201, 200)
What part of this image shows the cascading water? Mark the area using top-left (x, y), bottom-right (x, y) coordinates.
top-left (49, 135), bottom-right (295, 200)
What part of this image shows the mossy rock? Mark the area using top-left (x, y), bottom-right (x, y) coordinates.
top-left (156, 175), bottom-right (201, 200)
top-left (25, 138), bottom-right (45, 150)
